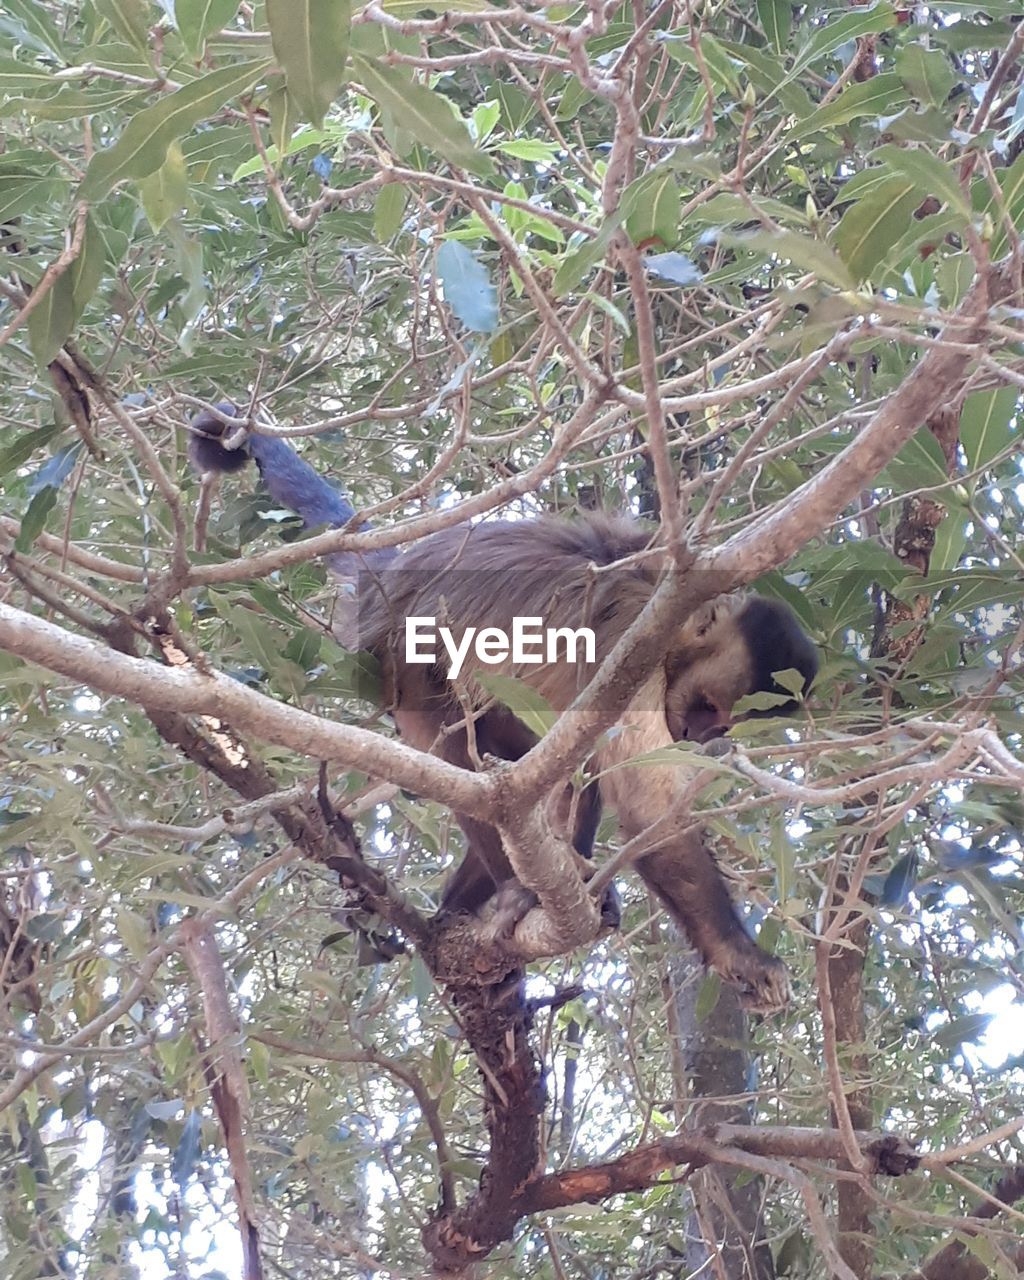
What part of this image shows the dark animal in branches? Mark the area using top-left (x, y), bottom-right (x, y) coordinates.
top-left (189, 405), bottom-right (818, 1011)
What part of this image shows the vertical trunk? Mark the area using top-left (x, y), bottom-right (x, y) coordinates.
top-left (670, 949), bottom-right (775, 1280)
top-left (826, 912), bottom-right (874, 1277)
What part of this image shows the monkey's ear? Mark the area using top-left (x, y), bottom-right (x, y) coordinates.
top-left (187, 401), bottom-right (251, 475)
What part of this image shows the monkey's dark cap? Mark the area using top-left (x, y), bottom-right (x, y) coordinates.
top-left (738, 597), bottom-right (818, 708)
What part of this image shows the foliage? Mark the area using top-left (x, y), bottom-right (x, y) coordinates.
top-left (0, 1), bottom-right (1023, 1277)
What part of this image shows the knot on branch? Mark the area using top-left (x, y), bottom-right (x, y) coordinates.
top-left (425, 911), bottom-right (526, 987)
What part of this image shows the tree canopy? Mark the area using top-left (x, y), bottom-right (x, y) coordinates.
top-left (0, 1), bottom-right (1023, 1277)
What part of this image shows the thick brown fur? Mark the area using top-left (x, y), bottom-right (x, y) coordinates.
top-left (354, 517), bottom-right (816, 1012)
top-left (189, 414), bottom-right (817, 1011)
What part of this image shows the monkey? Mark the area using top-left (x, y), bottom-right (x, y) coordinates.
top-left (188, 405), bottom-right (818, 1011)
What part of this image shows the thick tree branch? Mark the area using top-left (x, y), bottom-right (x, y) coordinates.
top-left (0, 601), bottom-right (491, 817)
top-left (424, 1121), bottom-right (920, 1271)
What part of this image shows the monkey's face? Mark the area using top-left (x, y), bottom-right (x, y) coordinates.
top-left (663, 595), bottom-right (817, 744)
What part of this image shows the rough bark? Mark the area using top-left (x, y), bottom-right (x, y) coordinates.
top-left (673, 950), bottom-right (775, 1280)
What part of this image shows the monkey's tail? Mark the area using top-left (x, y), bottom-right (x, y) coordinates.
top-left (246, 434), bottom-right (361, 532)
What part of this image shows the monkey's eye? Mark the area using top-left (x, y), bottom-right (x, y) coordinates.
top-left (683, 696), bottom-right (725, 743)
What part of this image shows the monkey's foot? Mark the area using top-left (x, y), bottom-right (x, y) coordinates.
top-left (713, 944), bottom-right (791, 1014)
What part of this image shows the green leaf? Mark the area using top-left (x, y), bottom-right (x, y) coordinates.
top-left (475, 672), bottom-right (555, 739)
top-left (79, 39), bottom-right (152, 77)
top-left (0, 54), bottom-right (57, 91)
top-left (15, 486), bottom-right (58, 552)
top-left (772, 667), bottom-right (809, 698)
top-left (788, 73), bottom-right (907, 140)
top-left (787, 2), bottom-right (896, 84)
top-left (138, 139), bottom-right (189, 231)
top-left (95, 0), bottom-right (151, 52)
top-left (718, 39), bottom-right (813, 117)
top-left (181, 122), bottom-right (252, 174)
top-left (992, 152), bottom-right (1024, 257)
top-left (623, 170), bottom-right (679, 249)
top-left (553, 74), bottom-right (593, 122)
top-left (960, 387), bottom-right (1017, 473)
top-left (832, 175), bottom-right (919, 281)
top-left (70, 215), bottom-right (107, 323)
top-left (587, 292), bottom-right (630, 334)
top-left (165, 221), bottom-right (207, 343)
top-left (934, 251), bottom-right (976, 308)
top-left (895, 43), bottom-right (956, 107)
top-left (552, 217), bottom-right (620, 296)
top-left (717, 228), bottom-right (854, 289)
top-left (266, 0), bottom-right (351, 127)
top-left (373, 181), bottom-right (407, 243)
top-left (0, 0), bottom-right (63, 56)
top-left (883, 426), bottom-right (950, 492)
top-left (929, 509), bottom-right (969, 573)
top-left (436, 240), bottom-right (498, 332)
top-left (0, 87), bottom-right (143, 121)
top-left (496, 139), bottom-right (560, 163)
top-left (773, 825), bottom-right (796, 902)
top-left (932, 1012), bottom-right (992, 1051)
top-left (663, 32), bottom-right (742, 98)
top-left (872, 104), bottom-right (949, 143)
top-left (471, 99), bottom-right (500, 143)
top-left (176, 0), bottom-right (240, 60)
top-left (757, 0), bottom-right (791, 53)
top-left (230, 125), bottom-right (329, 179)
top-left (266, 73), bottom-right (293, 153)
top-left (687, 191), bottom-right (807, 227)
top-left (874, 143), bottom-right (972, 220)
top-left (79, 59), bottom-right (271, 202)
top-left (351, 53), bottom-right (493, 177)
top-left (0, 157), bottom-right (59, 222)
top-left (495, 80), bottom-right (536, 132)
top-left (0, 426), bottom-right (59, 478)
top-left (209, 595), bottom-right (307, 697)
top-left (732, 690), bottom-right (793, 715)
top-left (27, 275), bottom-right (74, 367)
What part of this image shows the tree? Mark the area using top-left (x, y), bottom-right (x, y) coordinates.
top-left (0, 1), bottom-right (1023, 1276)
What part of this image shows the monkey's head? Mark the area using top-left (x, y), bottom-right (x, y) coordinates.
top-left (664, 595), bottom-right (817, 744)
top-left (187, 401), bottom-right (251, 475)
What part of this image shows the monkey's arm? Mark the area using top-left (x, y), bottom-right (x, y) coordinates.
top-left (595, 675), bottom-right (789, 1012)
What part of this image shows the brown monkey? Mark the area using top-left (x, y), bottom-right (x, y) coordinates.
top-left (189, 408), bottom-right (818, 1010)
